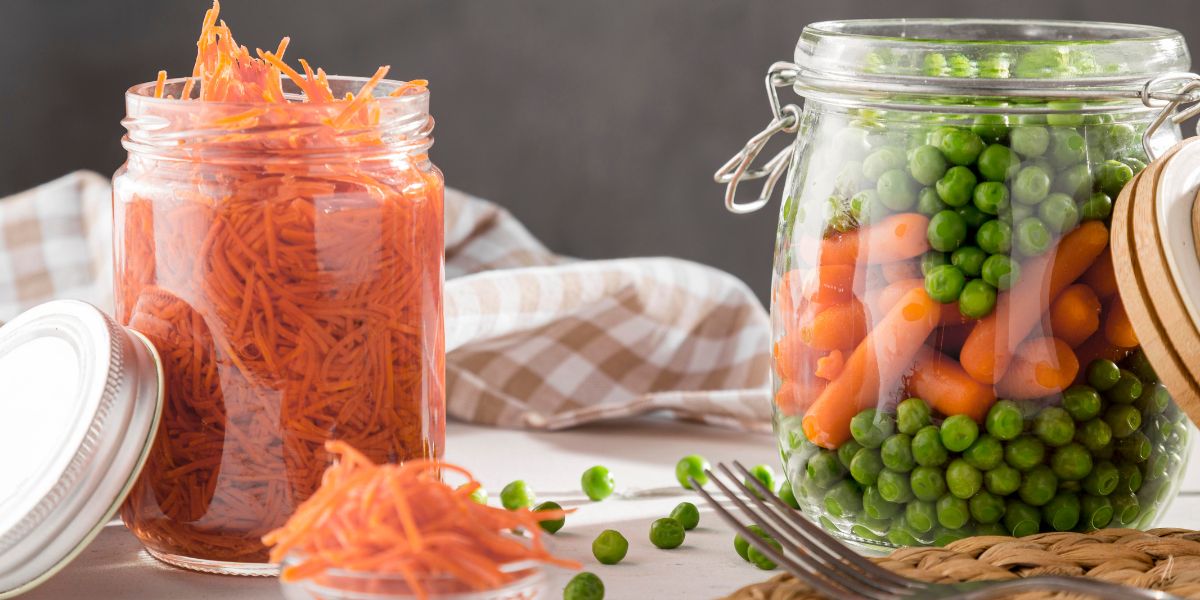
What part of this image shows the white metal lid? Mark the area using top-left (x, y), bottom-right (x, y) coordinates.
top-left (0, 300), bottom-right (163, 598)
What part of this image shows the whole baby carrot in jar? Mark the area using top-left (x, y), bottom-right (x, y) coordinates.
top-left (113, 2), bottom-right (444, 574)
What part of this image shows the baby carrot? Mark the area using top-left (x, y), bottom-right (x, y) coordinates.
top-left (1081, 247), bottom-right (1119, 299)
top-left (797, 213), bottom-right (931, 266)
top-left (801, 264), bottom-right (857, 305)
top-left (1049, 284), bottom-right (1102, 347)
top-left (799, 300), bottom-right (867, 351)
top-left (881, 260), bottom-right (922, 283)
top-left (876, 278), bottom-right (972, 327)
top-left (905, 347), bottom-right (996, 421)
top-left (815, 350), bottom-right (845, 380)
top-left (775, 379), bottom-right (826, 417)
top-left (994, 337), bottom-right (1079, 400)
top-left (1104, 296), bottom-right (1139, 348)
top-left (802, 287), bottom-right (940, 448)
top-left (960, 221), bottom-right (1108, 384)
top-left (772, 270), bottom-right (805, 331)
top-left (773, 332), bottom-right (817, 381)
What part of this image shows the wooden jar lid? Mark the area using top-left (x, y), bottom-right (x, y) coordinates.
top-left (1111, 137), bottom-right (1200, 425)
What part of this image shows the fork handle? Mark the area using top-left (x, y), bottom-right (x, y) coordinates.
top-left (950, 576), bottom-right (1182, 600)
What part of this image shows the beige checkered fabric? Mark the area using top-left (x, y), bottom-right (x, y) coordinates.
top-left (0, 171), bottom-right (773, 430)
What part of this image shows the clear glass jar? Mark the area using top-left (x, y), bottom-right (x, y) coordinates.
top-left (749, 20), bottom-right (1197, 549)
top-left (113, 77), bottom-right (445, 573)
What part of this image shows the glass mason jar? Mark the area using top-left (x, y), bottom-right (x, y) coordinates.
top-left (723, 20), bottom-right (1198, 549)
top-left (113, 76), bottom-right (445, 573)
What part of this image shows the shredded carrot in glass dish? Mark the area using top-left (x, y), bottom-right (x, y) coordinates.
top-left (115, 1), bottom-right (444, 568)
top-left (264, 441), bottom-right (579, 599)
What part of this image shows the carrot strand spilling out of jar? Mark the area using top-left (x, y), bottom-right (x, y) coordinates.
top-left (262, 442), bottom-right (578, 600)
top-left (118, 0), bottom-right (444, 565)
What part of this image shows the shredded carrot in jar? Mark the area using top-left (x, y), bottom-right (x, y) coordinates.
top-left (263, 442), bottom-right (578, 599)
top-left (116, 1), bottom-right (444, 566)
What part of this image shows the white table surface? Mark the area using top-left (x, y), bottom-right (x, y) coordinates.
top-left (22, 418), bottom-right (1200, 600)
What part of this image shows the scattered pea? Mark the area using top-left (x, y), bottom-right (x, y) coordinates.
top-left (670, 502), bottom-right (700, 530)
top-left (675, 454), bottom-right (710, 489)
top-left (535, 501), bottom-right (566, 533)
top-left (563, 572), bottom-right (605, 600)
top-left (500, 480), bottom-right (536, 510)
top-left (582, 466), bottom-right (616, 501)
top-left (649, 517), bottom-right (685, 549)
top-left (592, 530), bottom-right (628, 564)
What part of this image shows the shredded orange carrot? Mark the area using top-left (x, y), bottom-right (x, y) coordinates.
top-left (153, 70), bottom-right (167, 98)
top-left (263, 442), bottom-right (579, 599)
top-left (117, 0), bottom-right (444, 565)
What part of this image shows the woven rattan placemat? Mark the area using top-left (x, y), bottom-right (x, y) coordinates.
top-left (725, 528), bottom-right (1200, 599)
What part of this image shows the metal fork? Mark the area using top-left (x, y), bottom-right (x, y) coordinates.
top-left (692, 462), bottom-right (1182, 600)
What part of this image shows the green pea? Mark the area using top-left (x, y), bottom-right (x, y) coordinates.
top-left (1046, 101), bottom-right (1086, 127)
top-left (957, 280), bottom-right (996, 319)
top-left (777, 480), bottom-right (801, 509)
top-left (806, 451), bottom-right (844, 487)
top-left (1083, 460), bottom-right (1119, 496)
top-left (1019, 465), bottom-right (1058, 506)
top-left (1106, 370), bottom-right (1143, 405)
top-left (460, 484), bottom-right (488, 505)
top-left (592, 529), bottom-right (629, 564)
top-left (675, 454), bottom-right (710, 489)
top-left (985, 464), bottom-right (1022, 496)
top-left (1054, 162), bottom-right (1093, 200)
top-left (1050, 443), bottom-right (1093, 481)
top-left (1086, 359), bottom-right (1122, 391)
top-left (1080, 191), bottom-right (1114, 221)
top-left (747, 537), bottom-right (782, 570)
top-left (1097, 160), bottom-right (1134, 198)
top-left (1015, 217), bottom-right (1052, 256)
top-left (649, 517), bottom-right (686, 549)
top-left (877, 468), bottom-right (915, 503)
top-left (963, 434), bottom-right (1004, 470)
top-left (973, 114), bottom-right (1009, 143)
top-left (563, 572), bottom-right (605, 600)
top-left (921, 251), bottom-right (949, 276)
top-left (1013, 165), bottom-right (1052, 205)
top-left (927, 210), bottom-right (968, 252)
top-left (987, 400), bottom-right (1025, 440)
top-left (670, 502), bottom-right (700, 530)
top-left (1063, 385), bottom-right (1103, 421)
top-left (938, 127), bottom-right (986, 166)
top-left (940, 414), bottom-right (980, 452)
top-left (863, 146), bottom-right (907, 180)
top-left (1116, 431), bottom-right (1152, 463)
top-left (957, 204), bottom-right (989, 230)
top-left (936, 494), bottom-right (970, 529)
top-left (951, 247), bottom-right (988, 279)
top-left (877, 169), bottom-right (918, 211)
top-left (1137, 383), bottom-right (1171, 416)
top-left (982, 254), bottom-right (1021, 291)
top-left (534, 501), bottom-right (566, 533)
top-left (946, 459), bottom-right (983, 499)
top-left (733, 524), bottom-right (768, 561)
top-left (905, 500), bottom-right (937, 533)
top-left (1005, 499), bottom-right (1042, 537)
top-left (850, 448), bottom-right (884, 486)
top-left (1004, 201), bottom-right (1035, 224)
top-left (1042, 491), bottom-right (1081, 531)
top-left (850, 190), bottom-right (888, 226)
top-left (970, 490), bottom-right (1007, 524)
top-left (1038, 193), bottom-right (1080, 234)
top-left (1034, 407), bottom-right (1076, 447)
top-left (1005, 436), bottom-right (1046, 472)
top-left (910, 465), bottom-right (948, 501)
top-left (1110, 491), bottom-right (1140, 524)
top-left (849, 409), bottom-right (895, 448)
top-left (500, 480), bottom-right (536, 510)
top-left (917, 186), bottom-right (949, 216)
top-left (887, 524), bottom-right (921, 547)
top-left (1146, 452), bottom-right (1169, 481)
top-left (909, 145), bottom-right (950, 186)
top-left (881, 434), bottom-right (916, 472)
top-left (974, 219), bottom-right (1012, 254)
top-left (1116, 463), bottom-right (1144, 494)
top-left (1125, 349), bottom-right (1159, 383)
top-left (582, 466), bottom-right (616, 501)
top-left (837, 440), bottom-right (864, 469)
top-left (978, 144), bottom-right (1020, 182)
top-left (925, 264), bottom-right (966, 303)
top-left (863, 485), bottom-right (902, 520)
top-left (973, 181), bottom-right (1010, 215)
top-left (1049, 128), bottom-right (1088, 167)
top-left (897, 397), bottom-right (933, 435)
top-left (936, 166), bottom-right (978, 207)
top-left (824, 479), bottom-right (863, 518)
top-left (1080, 494), bottom-right (1114, 530)
top-left (1105, 404), bottom-right (1142, 439)
top-left (1011, 126), bottom-right (1050, 157)
top-left (912, 425), bottom-right (949, 467)
top-left (1075, 418), bottom-right (1113, 453)
top-left (933, 527), bottom-right (971, 547)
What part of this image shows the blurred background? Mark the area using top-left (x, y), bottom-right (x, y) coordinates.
top-left (4, 0), bottom-right (1200, 302)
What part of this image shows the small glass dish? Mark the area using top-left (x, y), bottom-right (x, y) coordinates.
top-left (278, 556), bottom-right (547, 600)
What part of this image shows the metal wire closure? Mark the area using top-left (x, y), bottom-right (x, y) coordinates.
top-left (716, 64), bottom-right (1200, 214)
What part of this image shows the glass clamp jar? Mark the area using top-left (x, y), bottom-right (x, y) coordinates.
top-left (114, 76), bottom-right (446, 574)
top-left (717, 20), bottom-right (1199, 550)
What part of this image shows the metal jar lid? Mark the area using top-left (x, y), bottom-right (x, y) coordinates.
top-left (1111, 136), bottom-right (1200, 424)
top-left (0, 300), bottom-right (163, 598)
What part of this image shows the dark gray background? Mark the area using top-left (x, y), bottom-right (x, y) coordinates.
top-left (4, 1), bottom-right (1200, 301)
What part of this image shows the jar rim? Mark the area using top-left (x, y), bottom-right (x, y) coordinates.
top-left (126, 74), bottom-right (429, 109)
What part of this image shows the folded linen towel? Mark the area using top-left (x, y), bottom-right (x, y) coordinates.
top-left (0, 172), bottom-right (772, 430)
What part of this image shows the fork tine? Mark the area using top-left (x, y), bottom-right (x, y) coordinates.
top-left (690, 476), bottom-right (865, 600)
top-left (729, 460), bottom-right (919, 593)
top-left (708, 466), bottom-right (904, 599)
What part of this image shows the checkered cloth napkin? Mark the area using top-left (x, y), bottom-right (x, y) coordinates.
top-left (0, 171), bottom-right (773, 430)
